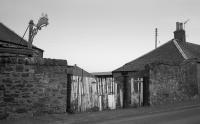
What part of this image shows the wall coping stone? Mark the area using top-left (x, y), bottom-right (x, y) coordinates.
top-left (0, 57), bottom-right (67, 66)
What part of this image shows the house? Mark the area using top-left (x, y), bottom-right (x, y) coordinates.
top-left (0, 23), bottom-right (43, 57)
top-left (112, 22), bottom-right (200, 107)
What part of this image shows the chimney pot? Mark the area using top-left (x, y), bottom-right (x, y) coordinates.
top-left (179, 23), bottom-right (183, 30)
top-left (174, 22), bottom-right (186, 42)
top-left (176, 22), bottom-right (180, 31)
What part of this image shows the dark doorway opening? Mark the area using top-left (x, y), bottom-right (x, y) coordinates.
top-left (122, 73), bottom-right (128, 108)
top-left (66, 74), bottom-right (72, 113)
top-left (143, 76), bottom-right (150, 106)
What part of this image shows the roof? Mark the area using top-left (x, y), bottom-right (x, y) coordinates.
top-left (0, 46), bottom-right (33, 56)
top-left (180, 42), bottom-right (200, 59)
top-left (0, 23), bottom-right (43, 51)
top-left (92, 72), bottom-right (112, 76)
top-left (67, 65), bottom-right (94, 77)
top-left (113, 39), bottom-right (200, 72)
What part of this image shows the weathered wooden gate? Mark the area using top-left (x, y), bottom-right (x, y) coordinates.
top-left (70, 76), bottom-right (98, 112)
top-left (130, 78), bottom-right (143, 106)
top-left (69, 75), bottom-right (117, 112)
top-left (96, 77), bottom-right (117, 110)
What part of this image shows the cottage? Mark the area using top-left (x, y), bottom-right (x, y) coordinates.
top-left (0, 23), bottom-right (43, 57)
top-left (113, 22), bottom-right (200, 107)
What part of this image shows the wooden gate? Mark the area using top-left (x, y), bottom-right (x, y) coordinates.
top-left (130, 78), bottom-right (143, 106)
top-left (69, 76), bottom-right (117, 112)
top-left (96, 77), bottom-right (117, 110)
top-left (70, 76), bottom-right (98, 112)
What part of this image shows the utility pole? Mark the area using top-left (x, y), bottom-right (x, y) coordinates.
top-left (28, 20), bottom-right (34, 49)
top-left (155, 28), bottom-right (158, 49)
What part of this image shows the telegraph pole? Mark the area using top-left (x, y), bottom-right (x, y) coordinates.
top-left (28, 20), bottom-right (34, 49)
top-left (155, 28), bottom-right (158, 49)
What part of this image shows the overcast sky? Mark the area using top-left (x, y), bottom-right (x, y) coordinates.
top-left (0, 0), bottom-right (200, 72)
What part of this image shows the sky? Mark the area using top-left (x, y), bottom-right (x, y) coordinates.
top-left (0, 0), bottom-right (200, 72)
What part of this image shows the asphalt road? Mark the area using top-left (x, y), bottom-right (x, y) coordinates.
top-left (1, 105), bottom-right (200, 124)
top-left (96, 106), bottom-right (200, 124)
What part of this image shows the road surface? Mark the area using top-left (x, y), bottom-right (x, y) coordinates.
top-left (1, 105), bottom-right (200, 124)
top-left (96, 106), bottom-right (200, 124)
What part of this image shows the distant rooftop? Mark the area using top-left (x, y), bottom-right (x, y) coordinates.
top-left (92, 72), bottom-right (112, 76)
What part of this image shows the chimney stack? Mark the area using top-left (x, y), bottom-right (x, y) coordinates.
top-left (174, 22), bottom-right (186, 42)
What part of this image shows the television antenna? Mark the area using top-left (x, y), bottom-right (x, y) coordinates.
top-left (183, 19), bottom-right (190, 29)
top-left (21, 14), bottom-right (49, 49)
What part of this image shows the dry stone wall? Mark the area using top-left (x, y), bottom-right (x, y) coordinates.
top-left (0, 57), bottom-right (68, 119)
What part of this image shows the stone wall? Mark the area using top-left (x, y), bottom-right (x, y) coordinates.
top-left (0, 57), bottom-right (68, 119)
top-left (196, 63), bottom-right (200, 95)
top-left (149, 61), bottom-right (199, 105)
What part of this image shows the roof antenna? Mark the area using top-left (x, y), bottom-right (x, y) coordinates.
top-left (20, 14), bottom-right (49, 49)
top-left (183, 19), bottom-right (190, 30)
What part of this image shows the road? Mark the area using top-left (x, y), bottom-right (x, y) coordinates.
top-left (96, 106), bottom-right (200, 124)
top-left (1, 105), bottom-right (200, 124)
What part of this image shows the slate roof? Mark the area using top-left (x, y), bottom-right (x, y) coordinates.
top-left (180, 42), bottom-right (200, 59)
top-left (92, 72), bottom-right (112, 76)
top-left (67, 65), bottom-right (94, 77)
top-left (0, 23), bottom-right (43, 51)
top-left (113, 39), bottom-right (200, 72)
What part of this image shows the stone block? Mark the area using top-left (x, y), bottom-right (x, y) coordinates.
top-left (2, 78), bottom-right (12, 84)
top-left (18, 58), bottom-right (25, 64)
top-left (14, 80), bottom-right (21, 84)
top-left (20, 88), bottom-right (29, 92)
top-left (1, 73), bottom-right (10, 77)
top-left (15, 108), bottom-right (28, 113)
top-left (16, 64), bottom-right (24, 72)
top-left (3, 97), bottom-right (14, 102)
top-left (38, 97), bottom-right (50, 103)
top-left (60, 81), bottom-right (67, 88)
top-left (5, 66), bottom-right (14, 72)
top-left (15, 84), bottom-right (25, 88)
top-left (0, 113), bottom-right (9, 120)
top-left (21, 73), bottom-right (29, 77)
top-left (0, 85), bottom-right (4, 90)
top-left (26, 84), bottom-right (33, 88)
top-left (0, 90), bottom-right (4, 97)
top-left (22, 93), bottom-right (30, 98)
top-left (12, 72), bottom-right (20, 77)
top-left (60, 89), bottom-right (67, 95)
